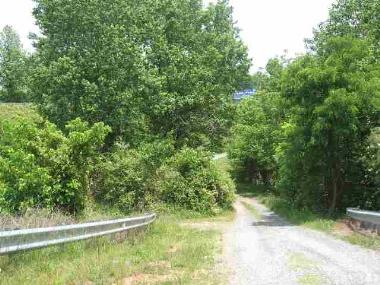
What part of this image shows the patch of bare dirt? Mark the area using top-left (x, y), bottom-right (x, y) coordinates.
top-left (333, 220), bottom-right (354, 237)
top-left (340, 219), bottom-right (380, 236)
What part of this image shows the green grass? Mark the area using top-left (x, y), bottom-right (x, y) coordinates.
top-left (257, 194), bottom-right (336, 233)
top-left (0, 214), bottom-right (224, 285)
top-left (0, 103), bottom-right (42, 123)
top-left (343, 231), bottom-right (380, 249)
top-left (238, 182), bottom-right (380, 250)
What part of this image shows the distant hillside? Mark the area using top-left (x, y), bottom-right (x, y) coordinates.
top-left (0, 103), bottom-right (42, 123)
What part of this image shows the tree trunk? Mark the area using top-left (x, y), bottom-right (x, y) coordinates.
top-left (328, 161), bottom-right (341, 216)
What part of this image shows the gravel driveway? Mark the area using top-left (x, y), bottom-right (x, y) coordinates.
top-left (224, 197), bottom-right (380, 285)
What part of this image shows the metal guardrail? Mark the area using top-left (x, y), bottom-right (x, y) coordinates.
top-left (347, 208), bottom-right (380, 225)
top-left (0, 213), bottom-right (156, 255)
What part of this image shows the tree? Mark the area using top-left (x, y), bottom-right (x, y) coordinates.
top-left (251, 57), bottom-right (286, 92)
top-left (278, 37), bottom-right (379, 213)
top-left (0, 26), bottom-right (29, 102)
top-left (31, 0), bottom-right (250, 149)
top-left (229, 91), bottom-right (284, 185)
top-left (230, 37), bottom-right (379, 213)
top-left (31, 0), bottom-right (152, 145)
top-left (146, 0), bottom-right (251, 149)
top-left (312, 0), bottom-right (380, 58)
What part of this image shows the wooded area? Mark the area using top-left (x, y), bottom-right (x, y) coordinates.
top-left (0, 0), bottom-right (247, 215)
top-left (0, 0), bottom-right (379, 217)
top-left (229, 0), bottom-right (380, 214)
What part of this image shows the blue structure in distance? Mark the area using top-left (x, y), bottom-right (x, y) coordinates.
top-left (233, 89), bottom-right (256, 102)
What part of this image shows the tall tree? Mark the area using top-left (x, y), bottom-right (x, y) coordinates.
top-left (31, 0), bottom-right (152, 145)
top-left (145, 0), bottom-right (251, 149)
top-left (279, 37), bottom-right (379, 213)
top-left (0, 26), bottom-right (29, 102)
top-left (31, 0), bottom-right (250, 148)
top-left (312, 0), bottom-right (380, 58)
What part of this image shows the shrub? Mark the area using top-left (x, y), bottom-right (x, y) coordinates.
top-left (93, 140), bottom-right (175, 211)
top-left (95, 145), bottom-right (235, 213)
top-left (0, 118), bottom-right (110, 213)
top-left (155, 148), bottom-right (235, 213)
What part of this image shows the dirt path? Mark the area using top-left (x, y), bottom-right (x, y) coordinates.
top-left (224, 197), bottom-right (380, 285)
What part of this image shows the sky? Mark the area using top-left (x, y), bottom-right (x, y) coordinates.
top-left (0, 0), bottom-right (336, 71)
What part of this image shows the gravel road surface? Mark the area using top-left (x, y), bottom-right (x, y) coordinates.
top-left (224, 197), bottom-right (380, 285)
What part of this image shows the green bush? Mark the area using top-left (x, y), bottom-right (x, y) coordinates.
top-left (93, 140), bottom-right (175, 211)
top-left (95, 145), bottom-right (235, 213)
top-left (155, 148), bottom-right (235, 213)
top-left (0, 118), bottom-right (110, 213)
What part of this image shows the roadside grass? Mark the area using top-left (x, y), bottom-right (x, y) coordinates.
top-left (0, 214), bottom-right (224, 285)
top-left (0, 116), bottom-right (234, 284)
top-left (238, 182), bottom-right (380, 250)
top-left (343, 231), bottom-right (380, 249)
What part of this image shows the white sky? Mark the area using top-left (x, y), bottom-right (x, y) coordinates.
top-left (1, 0), bottom-right (335, 71)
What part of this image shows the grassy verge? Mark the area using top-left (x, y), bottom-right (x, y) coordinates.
top-left (237, 183), bottom-right (380, 250)
top-left (0, 214), bottom-right (225, 285)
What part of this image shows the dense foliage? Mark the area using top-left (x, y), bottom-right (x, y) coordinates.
top-left (30, 0), bottom-right (250, 149)
top-left (95, 144), bottom-right (234, 214)
top-left (230, 0), bottom-right (380, 213)
top-left (228, 92), bottom-right (284, 185)
top-left (0, 0), bottom-right (244, 216)
top-left (0, 107), bottom-right (235, 215)
top-left (0, 26), bottom-right (29, 102)
top-left (0, 117), bottom-right (110, 213)
top-left (93, 140), bottom-right (175, 212)
top-left (156, 148), bottom-right (235, 212)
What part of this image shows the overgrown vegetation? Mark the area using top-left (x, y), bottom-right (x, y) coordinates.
top-left (0, 106), bottom-right (235, 215)
top-left (95, 144), bottom-right (235, 214)
top-left (1, 0), bottom-right (244, 217)
top-left (0, 116), bottom-right (111, 213)
top-left (229, 0), bottom-right (380, 214)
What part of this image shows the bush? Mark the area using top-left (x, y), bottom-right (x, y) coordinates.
top-left (95, 145), bottom-right (235, 214)
top-left (93, 140), bottom-right (175, 211)
top-left (155, 148), bottom-right (235, 213)
top-left (0, 118), bottom-right (110, 213)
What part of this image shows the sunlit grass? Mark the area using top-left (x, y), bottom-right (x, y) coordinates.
top-left (0, 214), bottom-right (224, 285)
